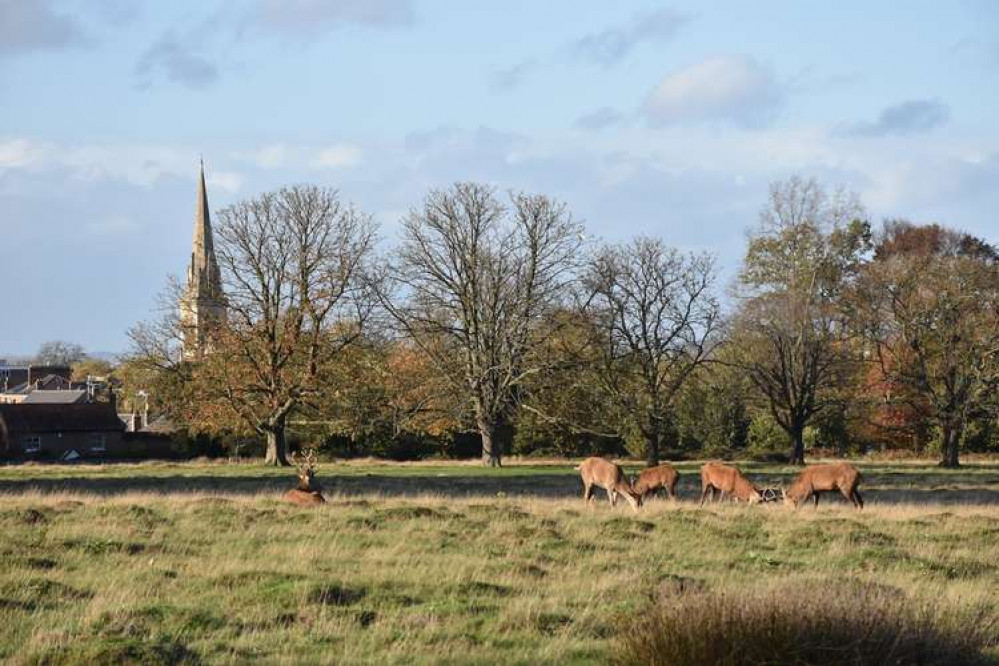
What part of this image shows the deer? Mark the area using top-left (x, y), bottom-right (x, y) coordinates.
top-left (283, 448), bottom-right (326, 506)
top-left (782, 462), bottom-right (864, 509)
top-left (577, 457), bottom-right (642, 512)
top-left (699, 462), bottom-right (773, 505)
top-left (632, 464), bottom-right (680, 501)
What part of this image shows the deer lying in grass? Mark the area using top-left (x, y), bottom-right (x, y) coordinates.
top-left (577, 457), bottom-right (642, 512)
top-left (632, 464), bottom-right (680, 501)
top-left (283, 449), bottom-right (326, 506)
top-left (783, 462), bottom-right (864, 509)
top-left (699, 462), bottom-right (773, 505)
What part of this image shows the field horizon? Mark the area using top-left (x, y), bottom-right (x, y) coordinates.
top-left (1, 459), bottom-right (998, 664)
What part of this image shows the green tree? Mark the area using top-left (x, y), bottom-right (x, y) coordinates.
top-left (732, 176), bottom-right (870, 464)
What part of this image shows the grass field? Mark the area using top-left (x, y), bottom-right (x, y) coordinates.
top-left (1, 459), bottom-right (998, 664)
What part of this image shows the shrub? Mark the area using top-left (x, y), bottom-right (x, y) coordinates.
top-left (614, 580), bottom-right (997, 666)
top-left (746, 413), bottom-right (786, 454)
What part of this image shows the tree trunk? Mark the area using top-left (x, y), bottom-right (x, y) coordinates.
top-left (645, 422), bottom-right (660, 467)
top-left (939, 423), bottom-right (962, 468)
top-left (477, 416), bottom-right (503, 467)
top-left (790, 424), bottom-right (806, 466)
top-left (264, 419), bottom-right (290, 466)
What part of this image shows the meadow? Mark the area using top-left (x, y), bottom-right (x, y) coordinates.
top-left (0, 459), bottom-right (997, 664)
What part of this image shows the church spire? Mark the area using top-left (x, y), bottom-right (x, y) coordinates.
top-left (181, 159), bottom-right (225, 358)
top-left (189, 159), bottom-right (216, 288)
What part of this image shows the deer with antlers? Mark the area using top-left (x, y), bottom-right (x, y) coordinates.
top-left (283, 448), bottom-right (327, 506)
top-left (699, 462), bottom-right (776, 505)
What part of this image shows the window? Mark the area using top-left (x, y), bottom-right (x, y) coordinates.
top-left (88, 434), bottom-right (106, 453)
top-left (23, 436), bottom-right (41, 454)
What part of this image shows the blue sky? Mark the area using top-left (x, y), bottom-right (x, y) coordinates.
top-left (1, 0), bottom-right (997, 356)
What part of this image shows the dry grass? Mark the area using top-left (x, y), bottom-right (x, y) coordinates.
top-left (615, 580), bottom-right (997, 666)
top-left (0, 461), bottom-right (997, 664)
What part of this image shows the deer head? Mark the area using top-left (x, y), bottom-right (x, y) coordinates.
top-left (290, 448), bottom-right (319, 491)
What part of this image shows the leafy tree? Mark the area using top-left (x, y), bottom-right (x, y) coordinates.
top-left (70, 358), bottom-right (113, 382)
top-left (854, 222), bottom-right (999, 467)
top-left (732, 176), bottom-right (870, 464)
top-left (131, 185), bottom-right (376, 465)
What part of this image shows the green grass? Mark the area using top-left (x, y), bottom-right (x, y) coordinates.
top-left (0, 460), bottom-right (997, 664)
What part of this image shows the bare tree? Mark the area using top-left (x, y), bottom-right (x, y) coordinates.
top-left (583, 238), bottom-right (720, 466)
top-left (382, 182), bottom-right (584, 466)
top-left (129, 185), bottom-right (376, 466)
top-left (35, 340), bottom-right (86, 366)
top-left (733, 176), bottom-right (870, 464)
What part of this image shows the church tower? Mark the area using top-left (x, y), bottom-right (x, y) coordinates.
top-left (180, 160), bottom-right (226, 358)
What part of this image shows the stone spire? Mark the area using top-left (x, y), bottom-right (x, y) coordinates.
top-left (181, 160), bottom-right (225, 357)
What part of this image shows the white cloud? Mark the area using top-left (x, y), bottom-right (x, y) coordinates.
top-left (247, 143), bottom-right (290, 168)
top-left (207, 171), bottom-right (243, 193)
top-left (0, 138), bottom-right (47, 168)
top-left (643, 55), bottom-right (784, 128)
top-left (312, 144), bottom-right (362, 169)
top-left (0, 137), bottom-right (236, 189)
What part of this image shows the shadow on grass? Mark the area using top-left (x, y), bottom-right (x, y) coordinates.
top-left (0, 471), bottom-right (997, 504)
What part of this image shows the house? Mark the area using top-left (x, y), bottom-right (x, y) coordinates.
top-left (21, 390), bottom-right (88, 405)
top-left (0, 365), bottom-right (76, 404)
top-left (0, 403), bottom-right (126, 460)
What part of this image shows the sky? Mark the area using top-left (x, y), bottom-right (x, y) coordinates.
top-left (1, 0), bottom-right (997, 356)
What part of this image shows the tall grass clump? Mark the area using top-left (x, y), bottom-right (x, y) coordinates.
top-left (614, 580), bottom-right (997, 666)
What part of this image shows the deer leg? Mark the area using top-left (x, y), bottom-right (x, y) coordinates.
top-left (853, 489), bottom-right (864, 510)
top-left (584, 483), bottom-right (594, 503)
top-left (699, 485), bottom-right (711, 506)
top-left (813, 492), bottom-right (819, 508)
top-left (669, 479), bottom-right (678, 501)
top-left (841, 486), bottom-right (859, 509)
top-left (608, 488), bottom-right (617, 507)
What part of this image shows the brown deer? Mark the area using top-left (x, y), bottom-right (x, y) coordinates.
top-left (632, 464), bottom-right (680, 501)
top-left (577, 457), bottom-right (642, 512)
top-left (699, 462), bottom-right (770, 505)
top-left (283, 449), bottom-right (326, 506)
top-left (782, 462), bottom-right (864, 509)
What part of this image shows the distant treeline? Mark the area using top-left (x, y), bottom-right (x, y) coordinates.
top-left (103, 176), bottom-right (998, 467)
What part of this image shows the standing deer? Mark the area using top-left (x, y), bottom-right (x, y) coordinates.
top-left (632, 464), bottom-right (680, 501)
top-left (283, 449), bottom-right (326, 506)
top-left (577, 457), bottom-right (642, 512)
top-left (782, 462), bottom-right (864, 509)
top-left (699, 462), bottom-right (771, 505)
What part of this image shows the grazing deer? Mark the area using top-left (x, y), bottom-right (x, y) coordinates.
top-left (283, 449), bottom-right (326, 506)
top-left (699, 462), bottom-right (770, 505)
top-left (577, 457), bottom-right (642, 512)
top-left (782, 462), bottom-right (864, 509)
top-left (632, 464), bottom-right (680, 501)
